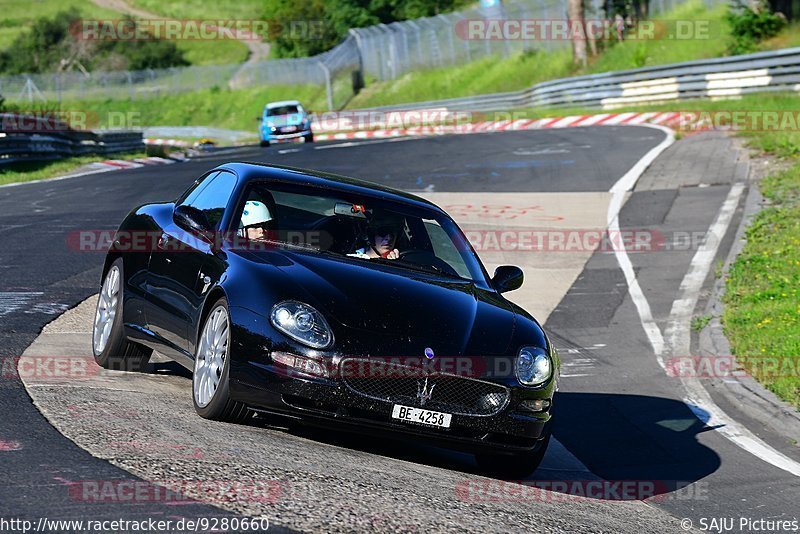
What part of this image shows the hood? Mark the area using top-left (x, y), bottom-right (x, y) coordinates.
top-left (254, 250), bottom-right (516, 358)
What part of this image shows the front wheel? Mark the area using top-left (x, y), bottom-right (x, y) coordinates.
top-left (475, 431), bottom-right (551, 479)
top-left (260, 140), bottom-right (270, 147)
top-left (92, 258), bottom-right (152, 371)
top-left (303, 132), bottom-right (314, 143)
top-left (192, 298), bottom-right (249, 423)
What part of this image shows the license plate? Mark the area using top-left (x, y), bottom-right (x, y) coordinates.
top-left (391, 404), bottom-right (451, 428)
top-left (283, 126), bottom-right (297, 132)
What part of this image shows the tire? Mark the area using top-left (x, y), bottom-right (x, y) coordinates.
top-left (260, 140), bottom-right (270, 147)
top-left (475, 430), bottom-right (551, 479)
top-left (303, 132), bottom-right (314, 143)
top-left (92, 258), bottom-right (152, 372)
top-left (192, 298), bottom-right (249, 423)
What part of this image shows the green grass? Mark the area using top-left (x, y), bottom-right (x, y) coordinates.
top-left (129, 0), bottom-right (263, 64)
top-left (714, 94), bottom-right (800, 408)
top-left (0, 151), bottom-right (146, 185)
top-left (723, 163), bottom-right (800, 408)
top-left (130, 0), bottom-right (265, 21)
top-left (60, 84), bottom-right (329, 131)
top-left (177, 40), bottom-right (249, 66)
top-left (691, 315), bottom-right (712, 332)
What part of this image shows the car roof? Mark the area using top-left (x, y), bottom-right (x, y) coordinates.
top-left (265, 100), bottom-right (302, 109)
top-left (216, 162), bottom-right (445, 214)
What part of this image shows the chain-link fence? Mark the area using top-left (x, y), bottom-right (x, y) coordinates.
top-left (0, 0), bottom-right (720, 110)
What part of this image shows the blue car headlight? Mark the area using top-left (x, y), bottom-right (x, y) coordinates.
top-left (270, 301), bottom-right (333, 349)
top-left (515, 347), bottom-right (552, 387)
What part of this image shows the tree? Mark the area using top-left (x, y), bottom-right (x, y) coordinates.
top-left (568, 0), bottom-right (587, 66)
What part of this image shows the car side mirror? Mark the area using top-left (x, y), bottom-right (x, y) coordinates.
top-left (174, 204), bottom-right (214, 241)
top-left (492, 265), bottom-right (524, 293)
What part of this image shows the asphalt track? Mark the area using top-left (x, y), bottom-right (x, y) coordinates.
top-left (1, 126), bottom-right (798, 532)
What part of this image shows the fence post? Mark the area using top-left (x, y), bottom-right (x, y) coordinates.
top-left (348, 29), bottom-right (366, 87)
top-left (318, 60), bottom-right (334, 111)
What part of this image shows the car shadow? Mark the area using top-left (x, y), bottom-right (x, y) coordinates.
top-left (244, 391), bottom-right (721, 500)
top-left (548, 391), bottom-right (722, 498)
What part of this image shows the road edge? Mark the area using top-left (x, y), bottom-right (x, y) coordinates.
top-left (697, 142), bottom-right (800, 446)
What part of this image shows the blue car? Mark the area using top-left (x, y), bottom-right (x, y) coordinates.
top-left (259, 100), bottom-right (314, 147)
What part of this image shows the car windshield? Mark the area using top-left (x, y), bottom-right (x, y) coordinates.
top-left (266, 105), bottom-right (300, 116)
top-left (232, 183), bottom-right (487, 283)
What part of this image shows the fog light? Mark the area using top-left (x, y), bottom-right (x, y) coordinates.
top-left (272, 351), bottom-right (327, 377)
top-left (519, 399), bottom-right (551, 412)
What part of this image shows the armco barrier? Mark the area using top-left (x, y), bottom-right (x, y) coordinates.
top-left (340, 47), bottom-right (800, 118)
top-left (0, 113), bottom-right (144, 165)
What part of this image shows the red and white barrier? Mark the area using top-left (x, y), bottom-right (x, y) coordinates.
top-left (314, 111), bottom-right (700, 141)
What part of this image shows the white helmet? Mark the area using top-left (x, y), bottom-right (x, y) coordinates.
top-left (240, 200), bottom-right (272, 229)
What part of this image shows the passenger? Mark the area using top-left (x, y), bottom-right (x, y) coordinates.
top-left (238, 200), bottom-right (273, 241)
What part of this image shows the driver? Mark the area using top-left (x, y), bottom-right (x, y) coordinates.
top-left (349, 213), bottom-right (402, 260)
top-left (238, 200), bottom-right (273, 241)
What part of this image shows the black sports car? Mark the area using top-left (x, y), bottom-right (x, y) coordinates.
top-left (93, 162), bottom-right (559, 477)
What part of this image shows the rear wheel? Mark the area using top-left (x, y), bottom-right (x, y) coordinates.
top-left (475, 430), bottom-right (551, 479)
top-left (192, 298), bottom-right (249, 423)
top-left (92, 258), bottom-right (152, 372)
top-left (303, 132), bottom-right (314, 143)
top-left (260, 140), bottom-right (270, 147)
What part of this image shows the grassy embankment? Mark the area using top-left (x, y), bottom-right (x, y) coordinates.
top-left (47, 0), bottom-right (800, 133)
top-left (0, 151), bottom-right (147, 186)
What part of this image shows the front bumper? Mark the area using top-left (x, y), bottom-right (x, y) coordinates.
top-left (230, 360), bottom-right (552, 454)
top-left (262, 128), bottom-right (312, 142)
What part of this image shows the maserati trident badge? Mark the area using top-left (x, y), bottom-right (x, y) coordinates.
top-left (417, 377), bottom-right (436, 406)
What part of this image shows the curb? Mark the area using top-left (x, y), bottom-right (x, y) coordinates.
top-left (697, 140), bottom-right (800, 446)
top-left (314, 111), bottom-right (701, 141)
top-left (0, 153), bottom-right (189, 190)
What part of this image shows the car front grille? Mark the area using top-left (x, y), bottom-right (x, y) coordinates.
top-left (339, 358), bottom-right (510, 416)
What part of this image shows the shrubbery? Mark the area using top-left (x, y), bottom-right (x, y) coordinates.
top-left (726, 0), bottom-right (787, 54)
top-left (0, 9), bottom-right (189, 75)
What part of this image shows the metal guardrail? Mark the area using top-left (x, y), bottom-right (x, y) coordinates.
top-left (353, 47), bottom-right (800, 115)
top-left (0, 114), bottom-right (144, 165)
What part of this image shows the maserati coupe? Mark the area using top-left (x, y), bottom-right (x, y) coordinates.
top-left (92, 162), bottom-right (559, 477)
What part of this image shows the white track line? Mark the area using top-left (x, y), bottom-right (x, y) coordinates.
top-left (607, 124), bottom-right (673, 356)
top-left (664, 183), bottom-right (800, 476)
top-left (609, 128), bottom-right (800, 477)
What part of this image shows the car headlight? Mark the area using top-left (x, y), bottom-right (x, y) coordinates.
top-left (515, 347), bottom-right (552, 387)
top-left (270, 301), bottom-right (333, 349)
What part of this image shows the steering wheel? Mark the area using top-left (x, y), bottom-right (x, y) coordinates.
top-left (397, 249), bottom-right (460, 277)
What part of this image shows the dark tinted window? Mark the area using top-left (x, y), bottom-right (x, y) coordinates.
top-left (267, 105), bottom-right (300, 116)
top-left (179, 171), bottom-right (236, 229)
